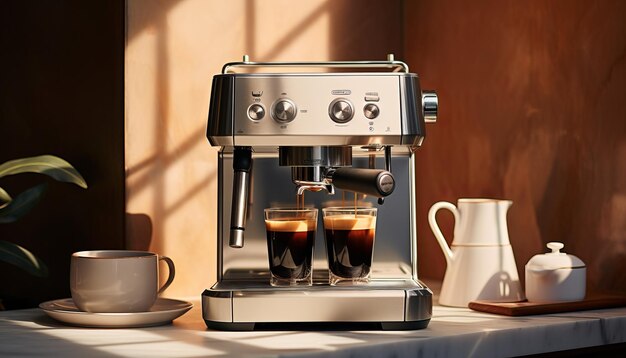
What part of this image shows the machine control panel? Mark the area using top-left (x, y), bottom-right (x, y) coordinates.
top-left (233, 74), bottom-right (408, 144)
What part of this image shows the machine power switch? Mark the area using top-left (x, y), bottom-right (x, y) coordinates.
top-left (363, 103), bottom-right (380, 119)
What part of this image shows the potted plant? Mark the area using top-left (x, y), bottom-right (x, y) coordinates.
top-left (0, 155), bottom-right (87, 284)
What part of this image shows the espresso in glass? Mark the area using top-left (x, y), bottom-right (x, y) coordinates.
top-left (264, 208), bottom-right (317, 286)
top-left (322, 207), bottom-right (377, 285)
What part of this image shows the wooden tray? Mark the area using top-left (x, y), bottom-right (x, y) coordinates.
top-left (468, 293), bottom-right (626, 316)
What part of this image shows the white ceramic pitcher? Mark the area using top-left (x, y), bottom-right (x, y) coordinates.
top-left (428, 198), bottom-right (525, 307)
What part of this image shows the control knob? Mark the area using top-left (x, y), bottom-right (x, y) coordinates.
top-left (248, 104), bottom-right (265, 120)
top-left (272, 99), bottom-right (297, 123)
top-left (422, 90), bottom-right (438, 123)
top-left (363, 103), bottom-right (380, 119)
top-left (329, 98), bottom-right (354, 123)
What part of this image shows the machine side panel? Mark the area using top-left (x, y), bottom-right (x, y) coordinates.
top-left (400, 75), bottom-right (426, 146)
top-left (207, 75), bottom-right (235, 145)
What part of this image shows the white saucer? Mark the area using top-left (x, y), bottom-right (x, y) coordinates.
top-left (39, 298), bottom-right (193, 328)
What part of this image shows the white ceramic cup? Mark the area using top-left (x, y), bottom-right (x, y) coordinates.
top-left (70, 250), bottom-right (175, 313)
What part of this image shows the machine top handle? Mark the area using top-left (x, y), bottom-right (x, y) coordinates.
top-left (222, 54), bottom-right (409, 74)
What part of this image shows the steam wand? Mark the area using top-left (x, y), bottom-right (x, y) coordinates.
top-left (229, 146), bottom-right (252, 248)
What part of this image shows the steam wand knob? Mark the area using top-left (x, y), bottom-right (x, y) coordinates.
top-left (329, 167), bottom-right (395, 198)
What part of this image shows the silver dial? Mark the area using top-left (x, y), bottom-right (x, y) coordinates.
top-left (363, 103), bottom-right (380, 119)
top-left (422, 90), bottom-right (438, 123)
top-left (272, 99), bottom-right (297, 123)
top-left (329, 98), bottom-right (354, 123)
top-left (247, 104), bottom-right (265, 120)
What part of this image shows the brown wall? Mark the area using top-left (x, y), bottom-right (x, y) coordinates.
top-left (0, 0), bottom-right (125, 308)
top-left (407, 0), bottom-right (626, 294)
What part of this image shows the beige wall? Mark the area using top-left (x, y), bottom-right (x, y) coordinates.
top-left (125, 0), bottom-right (403, 297)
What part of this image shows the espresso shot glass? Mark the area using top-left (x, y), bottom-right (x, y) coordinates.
top-left (322, 207), bottom-right (377, 285)
top-left (264, 208), bottom-right (317, 286)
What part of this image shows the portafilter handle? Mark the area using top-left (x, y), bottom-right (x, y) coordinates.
top-left (230, 146), bottom-right (252, 248)
top-left (329, 168), bottom-right (395, 198)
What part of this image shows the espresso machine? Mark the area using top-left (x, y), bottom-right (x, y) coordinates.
top-left (203, 55), bottom-right (438, 330)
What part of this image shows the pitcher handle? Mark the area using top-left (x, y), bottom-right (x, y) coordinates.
top-left (158, 256), bottom-right (176, 294)
top-left (428, 201), bottom-right (459, 265)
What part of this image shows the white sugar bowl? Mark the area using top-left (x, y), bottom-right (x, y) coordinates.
top-left (525, 242), bottom-right (586, 302)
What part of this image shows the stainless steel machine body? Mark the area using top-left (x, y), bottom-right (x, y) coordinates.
top-left (203, 56), bottom-right (437, 330)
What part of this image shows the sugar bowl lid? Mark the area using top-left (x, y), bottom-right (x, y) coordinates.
top-left (526, 242), bottom-right (585, 270)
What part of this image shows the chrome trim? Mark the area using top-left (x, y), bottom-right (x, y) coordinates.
top-left (201, 283), bottom-right (432, 325)
top-left (233, 290), bottom-right (404, 322)
top-left (292, 167), bottom-right (325, 183)
top-left (207, 73), bottom-right (427, 149)
top-left (405, 285), bottom-right (433, 321)
top-left (202, 289), bottom-right (232, 322)
top-left (247, 103), bottom-right (265, 121)
top-left (225, 74), bottom-right (407, 143)
top-left (216, 150), bottom-right (225, 281)
top-left (229, 147), bottom-right (252, 248)
top-left (328, 98), bottom-right (355, 123)
top-left (229, 171), bottom-right (248, 248)
top-left (295, 183), bottom-right (335, 195)
top-left (234, 136), bottom-right (406, 147)
top-left (270, 98), bottom-right (297, 123)
top-left (363, 103), bottom-right (380, 119)
top-left (279, 146), bottom-right (352, 167)
top-left (222, 54), bottom-right (409, 74)
top-left (399, 75), bottom-right (424, 146)
top-left (422, 90), bottom-right (438, 123)
top-left (409, 151), bottom-right (419, 281)
top-left (384, 146), bottom-right (392, 172)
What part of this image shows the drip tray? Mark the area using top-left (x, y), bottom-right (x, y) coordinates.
top-left (212, 277), bottom-right (425, 291)
top-left (218, 264), bottom-right (415, 288)
top-left (202, 274), bottom-right (432, 330)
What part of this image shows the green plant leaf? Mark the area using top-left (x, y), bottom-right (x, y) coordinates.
top-left (0, 155), bottom-right (87, 189)
top-left (0, 240), bottom-right (49, 277)
top-left (0, 184), bottom-right (47, 224)
top-left (0, 186), bottom-right (11, 205)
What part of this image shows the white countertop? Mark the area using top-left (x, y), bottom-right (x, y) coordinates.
top-left (1, 295), bottom-right (626, 357)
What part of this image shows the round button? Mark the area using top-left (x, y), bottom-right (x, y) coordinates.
top-left (272, 99), bottom-right (297, 123)
top-left (364, 103), bottom-right (380, 119)
top-left (248, 104), bottom-right (265, 120)
top-left (329, 98), bottom-right (354, 123)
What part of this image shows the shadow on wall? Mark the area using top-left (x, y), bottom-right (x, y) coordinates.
top-left (595, 140), bottom-right (626, 292)
top-left (124, 0), bottom-right (405, 297)
top-left (125, 213), bottom-right (153, 251)
top-left (126, 0), bottom-right (221, 264)
top-left (476, 271), bottom-right (523, 302)
top-left (409, 0), bottom-right (626, 295)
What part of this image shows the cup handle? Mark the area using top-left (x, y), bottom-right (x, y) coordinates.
top-left (428, 201), bottom-right (459, 265)
top-left (157, 256), bottom-right (175, 294)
